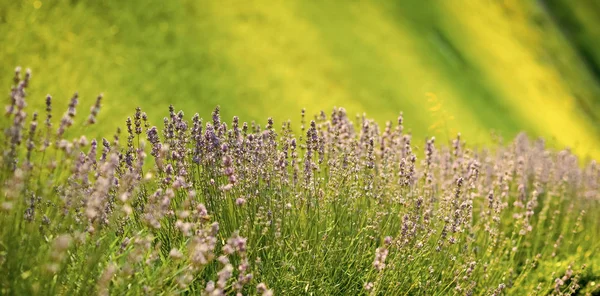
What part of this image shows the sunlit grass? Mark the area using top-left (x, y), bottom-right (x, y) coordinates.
top-left (440, 0), bottom-right (600, 159)
top-left (0, 0), bottom-right (599, 159)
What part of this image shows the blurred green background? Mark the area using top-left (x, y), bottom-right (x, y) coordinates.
top-left (1, 0), bottom-right (599, 159)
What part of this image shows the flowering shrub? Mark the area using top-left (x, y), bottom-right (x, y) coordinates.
top-left (1, 68), bottom-right (599, 295)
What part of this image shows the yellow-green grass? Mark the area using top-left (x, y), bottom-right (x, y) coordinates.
top-left (1, 0), bottom-right (598, 159)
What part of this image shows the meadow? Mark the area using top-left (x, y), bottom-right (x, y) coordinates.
top-left (1, 0), bottom-right (600, 158)
top-left (2, 0), bottom-right (600, 295)
top-left (0, 68), bottom-right (598, 295)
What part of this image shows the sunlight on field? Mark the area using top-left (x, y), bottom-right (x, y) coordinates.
top-left (2, 1), bottom-right (600, 294)
top-left (203, 0), bottom-right (525, 146)
top-left (0, 0), bottom-right (598, 159)
top-left (441, 0), bottom-right (600, 159)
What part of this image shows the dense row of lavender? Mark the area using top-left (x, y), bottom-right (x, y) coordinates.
top-left (1, 68), bottom-right (599, 295)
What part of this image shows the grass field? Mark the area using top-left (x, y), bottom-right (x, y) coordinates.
top-left (1, 71), bottom-right (599, 294)
top-left (2, 1), bottom-right (600, 294)
top-left (1, 0), bottom-right (599, 159)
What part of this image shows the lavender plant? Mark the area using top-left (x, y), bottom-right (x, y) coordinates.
top-left (1, 68), bottom-right (599, 295)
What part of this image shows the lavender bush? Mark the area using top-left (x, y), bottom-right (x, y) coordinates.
top-left (1, 68), bottom-right (599, 295)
